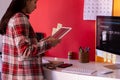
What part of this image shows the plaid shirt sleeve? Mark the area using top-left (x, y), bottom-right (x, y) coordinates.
top-left (12, 13), bottom-right (51, 61)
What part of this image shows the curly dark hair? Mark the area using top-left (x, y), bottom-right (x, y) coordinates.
top-left (0, 0), bottom-right (27, 35)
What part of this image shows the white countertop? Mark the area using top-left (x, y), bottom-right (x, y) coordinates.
top-left (43, 57), bottom-right (120, 80)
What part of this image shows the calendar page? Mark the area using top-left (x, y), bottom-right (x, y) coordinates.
top-left (83, 0), bottom-right (113, 20)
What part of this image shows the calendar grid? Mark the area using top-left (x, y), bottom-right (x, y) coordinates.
top-left (83, 0), bottom-right (113, 20)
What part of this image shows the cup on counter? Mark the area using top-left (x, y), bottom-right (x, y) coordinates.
top-left (78, 47), bottom-right (90, 63)
top-left (79, 52), bottom-right (89, 63)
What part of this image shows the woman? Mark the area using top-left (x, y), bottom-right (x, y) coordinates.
top-left (0, 0), bottom-right (60, 80)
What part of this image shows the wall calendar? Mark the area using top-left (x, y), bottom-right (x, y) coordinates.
top-left (83, 0), bottom-right (113, 20)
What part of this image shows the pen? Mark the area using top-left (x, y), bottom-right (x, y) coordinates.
top-left (84, 47), bottom-right (90, 53)
top-left (104, 71), bottom-right (113, 74)
top-left (79, 47), bottom-right (83, 54)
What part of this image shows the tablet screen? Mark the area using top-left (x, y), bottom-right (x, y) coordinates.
top-left (52, 27), bottom-right (72, 39)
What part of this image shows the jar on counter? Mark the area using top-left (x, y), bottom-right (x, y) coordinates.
top-left (68, 51), bottom-right (73, 60)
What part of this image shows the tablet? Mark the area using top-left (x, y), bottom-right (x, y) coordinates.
top-left (52, 27), bottom-right (72, 39)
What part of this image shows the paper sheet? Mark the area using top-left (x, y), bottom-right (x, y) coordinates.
top-left (83, 0), bottom-right (113, 20)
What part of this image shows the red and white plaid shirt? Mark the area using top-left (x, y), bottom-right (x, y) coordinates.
top-left (2, 13), bottom-right (50, 80)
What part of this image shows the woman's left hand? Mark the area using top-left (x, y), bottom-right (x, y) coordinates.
top-left (46, 37), bottom-right (61, 47)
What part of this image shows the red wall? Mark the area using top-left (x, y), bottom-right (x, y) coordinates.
top-left (30, 0), bottom-right (95, 61)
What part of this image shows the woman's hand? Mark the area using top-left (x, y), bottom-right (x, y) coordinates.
top-left (46, 37), bottom-right (61, 47)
